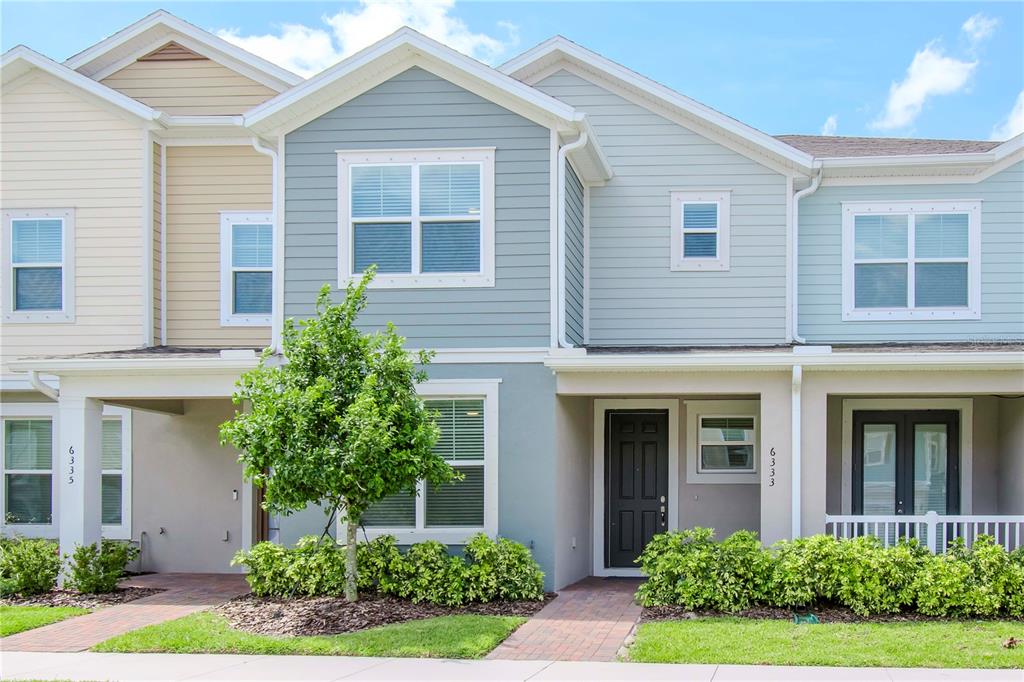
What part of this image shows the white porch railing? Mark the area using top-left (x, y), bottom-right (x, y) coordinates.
top-left (824, 512), bottom-right (1024, 554)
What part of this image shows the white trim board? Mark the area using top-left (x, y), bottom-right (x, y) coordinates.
top-left (592, 398), bottom-right (679, 578)
top-left (840, 398), bottom-right (974, 515)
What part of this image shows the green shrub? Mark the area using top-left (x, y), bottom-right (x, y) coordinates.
top-left (232, 536), bottom-right (346, 597)
top-left (831, 537), bottom-right (925, 616)
top-left (356, 534), bottom-right (404, 591)
top-left (232, 540), bottom-right (291, 597)
top-left (65, 540), bottom-right (139, 594)
top-left (0, 537), bottom-right (61, 596)
top-left (394, 540), bottom-right (468, 606)
top-left (464, 533), bottom-right (544, 602)
top-left (914, 536), bottom-right (1021, 617)
top-left (636, 528), bottom-right (772, 612)
top-left (769, 534), bottom-right (844, 608)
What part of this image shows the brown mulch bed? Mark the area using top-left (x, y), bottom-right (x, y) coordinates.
top-left (1, 587), bottom-right (162, 609)
top-left (641, 604), bottom-right (1022, 624)
top-left (217, 591), bottom-right (556, 637)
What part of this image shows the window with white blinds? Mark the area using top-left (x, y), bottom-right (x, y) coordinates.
top-left (102, 418), bottom-right (124, 526)
top-left (670, 191), bottom-right (731, 271)
top-left (357, 381), bottom-right (498, 544)
top-left (338, 149), bottom-right (495, 288)
top-left (220, 212), bottom-right (273, 326)
top-left (3, 419), bottom-right (54, 525)
top-left (3, 209), bottom-right (75, 323)
top-left (842, 201), bottom-right (981, 321)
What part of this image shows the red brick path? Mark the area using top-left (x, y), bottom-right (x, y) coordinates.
top-left (0, 573), bottom-right (248, 653)
top-left (487, 577), bottom-right (642, 662)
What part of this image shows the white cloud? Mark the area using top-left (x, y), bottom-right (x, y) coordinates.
top-left (820, 114), bottom-right (838, 136)
top-left (962, 13), bottom-right (999, 44)
top-left (991, 90), bottom-right (1024, 140)
top-left (216, 0), bottom-right (517, 78)
top-left (871, 42), bottom-right (976, 131)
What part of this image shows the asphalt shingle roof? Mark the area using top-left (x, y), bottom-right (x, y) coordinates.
top-left (775, 135), bottom-right (1001, 158)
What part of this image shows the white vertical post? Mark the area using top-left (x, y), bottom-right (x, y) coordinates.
top-left (790, 365), bottom-right (803, 539)
top-left (58, 396), bottom-right (103, 581)
top-left (925, 510), bottom-right (939, 554)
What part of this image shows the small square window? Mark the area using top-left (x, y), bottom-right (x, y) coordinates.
top-left (686, 400), bottom-right (759, 484)
top-left (670, 191), bottom-right (731, 271)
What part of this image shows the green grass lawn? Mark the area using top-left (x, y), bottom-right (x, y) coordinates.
top-left (629, 618), bottom-right (1024, 668)
top-left (0, 605), bottom-right (90, 637)
top-left (93, 611), bottom-right (524, 659)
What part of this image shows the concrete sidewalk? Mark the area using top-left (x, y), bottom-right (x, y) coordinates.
top-left (1, 652), bottom-right (1020, 681)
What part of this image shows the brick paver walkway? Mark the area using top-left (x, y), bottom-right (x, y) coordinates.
top-left (488, 577), bottom-right (642, 662)
top-left (0, 573), bottom-right (248, 652)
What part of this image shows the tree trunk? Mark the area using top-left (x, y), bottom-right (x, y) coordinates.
top-left (344, 517), bottom-right (358, 602)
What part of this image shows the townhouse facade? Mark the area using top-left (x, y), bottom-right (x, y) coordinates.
top-left (1, 11), bottom-right (1021, 589)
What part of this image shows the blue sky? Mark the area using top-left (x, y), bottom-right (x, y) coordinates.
top-left (3, 1), bottom-right (1022, 140)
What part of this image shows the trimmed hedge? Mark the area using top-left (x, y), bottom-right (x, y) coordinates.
top-left (233, 533), bottom-right (545, 605)
top-left (0, 537), bottom-right (61, 596)
top-left (637, 527), bottom-right (1024, 618)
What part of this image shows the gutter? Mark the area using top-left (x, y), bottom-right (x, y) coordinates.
top-left (29, 370), bottom-right (59, 401)
top-left (791, 166), bottom-right (822, 344)
top-left (556, 127), bottom-right (589, 348)
top-left (249, 136), bottom-right (281, 352)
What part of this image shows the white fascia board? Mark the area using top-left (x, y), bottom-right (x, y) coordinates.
top-left (244, 27), bottom-right (583, 135)
top-left (63, 10), bottom-right (302, 90)
top-left (544, 350), bottom-right (1024, 372)
top-left (2, 46), bottom-right (161, 122)
top-left (7, 356), bottom-right (260, 376)
top-left (500, 37), bottom-right (815, 172)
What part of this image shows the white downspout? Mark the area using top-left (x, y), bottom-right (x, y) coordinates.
top-left (250, 137), bottom-right (280, 352)
top-left (556, 129), bottom-right (589, 348)
top-left (29, 370), bottom-right (59, 401)
top-left (791, 364), bottom-right (803, 539)
top-left (791, 166), bottom-right (822, 344)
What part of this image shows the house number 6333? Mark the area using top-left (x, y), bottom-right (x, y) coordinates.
top-left (768, 448), bottom-right (776, 487)
top-left (67, 446), bottom-right (75, 485)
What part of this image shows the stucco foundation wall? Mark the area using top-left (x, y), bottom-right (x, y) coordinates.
top-left (998, 397), bottom-right (1024, 515)
top-left (131, 399), bottom-right (244, 573)
top-left (554, 395), bottom-right (592, 589)
top-left (972, 396), bottom-right (1001, 515)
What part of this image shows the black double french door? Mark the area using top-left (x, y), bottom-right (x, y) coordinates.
top-left (852, 410), bottom-right (960, 516)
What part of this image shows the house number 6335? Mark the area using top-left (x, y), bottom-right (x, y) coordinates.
top-left (67, 446), bottom-right (75, 485)
top-left (768, 448), bottom-right (776, 487)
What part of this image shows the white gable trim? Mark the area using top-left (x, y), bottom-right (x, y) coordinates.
top-left (244, 27), bottom-right (584, 137)
top-left (64, 10), bottom-right (301, 92)
top-left (1, 46), bottom-right (161, 123)
top-left (501, 37), bottom-right (815, 173)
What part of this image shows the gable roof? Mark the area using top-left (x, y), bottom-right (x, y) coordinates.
top-left (2, 45), bottom-right (161, 122)
top-left (777, 135), bottom-right (1002, 158)
top-left (64, 10), bottom-right (302, 92)
top-left (245, 27), bottom-right (584, 134)
top-left (500, 36), bottom-right (817, 173)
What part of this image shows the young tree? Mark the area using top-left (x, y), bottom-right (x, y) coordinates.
top-left (220, 269), bottom-right (455, 601)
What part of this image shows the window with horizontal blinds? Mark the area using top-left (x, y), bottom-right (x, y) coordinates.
top-left (226, 221), bottom-right (273, 316)
top-left (698, 416), bottom-right (755, 472)
top-left (352, 166), bottom-right (412, 217)
top-left (421, 222), bottom-right (480, 273)
top-left (361, 489), bottom-right (415, 528)
top-left (3, 419), bottom-right (53, 525)
top-left (681, 202), bottom-right (719, 259)
top-left (102, 419), bottom-right (123, 525)
top-left (354, 223), bottom-right (412, 273)
top-left (11, 219), bottom-right (63, 311)
top-left (426, 466), bottom-right (484, 527)
top-left (420, 164), bottom-right (481, 216)
top-left (428, 399), bottom-right (484, 461)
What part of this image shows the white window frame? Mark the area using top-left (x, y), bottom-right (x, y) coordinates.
top-left (220, 211), bottom-right (273, 326)
top-left (337, 148), bottom-right (496, 289)
top-left (841, 199), bottom-right (982, 321)
top-left (670, 190), bottom-right (731, 271)
top-left (685, 399), bottom-right (759, 484)
top-left (350, 379), bottom-right (500, 545)
top-left (2, 209), bottom-right (75, 323)
top-left (0, 403), bottom-right (131, 539)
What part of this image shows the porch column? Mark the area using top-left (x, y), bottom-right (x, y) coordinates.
top-left (58, 395), bottom-right (103, 580)
top-left (800, 374), bottom-right (829, 536)
top-left (759, 377), bottom-right (792, 545)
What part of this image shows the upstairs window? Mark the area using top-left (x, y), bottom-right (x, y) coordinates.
top-left (220, 212), bottom-right (273, 326)
top-left (842, 200), bottom-right (980, 320)
top-left (338, 149), bottom-right (495, 288)
top-left (670, 190), bottom-right (731, 271)
top-left (2, 209), bottom-right (75, 323)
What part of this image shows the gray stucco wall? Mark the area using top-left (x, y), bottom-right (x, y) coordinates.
top-left (276, 362), bottom-right (561, 589)
top-left (565, 161), bottom-right (585, 345)
top-left (536, 70), bottom-right (790, 345)
top-left (798, 162), bottom-right (1024, 342)
top-left (132, 400), bottom-right (244, 573)
top-left (554, 395), bottom-right (592, 589)
top-left (284, 67), bottom-right (552, 348)
top-left (997, 397), bottom-right (1024, 515)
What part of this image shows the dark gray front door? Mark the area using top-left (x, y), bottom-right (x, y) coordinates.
top-left (606, 411), bottom-right (669, 568)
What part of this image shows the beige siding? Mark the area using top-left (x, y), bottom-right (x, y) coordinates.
top-left (1, 74), bottom-right (144, 373)
top-left (101, 59), bottom-right (278, 115)
top-left (153, 142), bottom-right (163, 344)
top-left (165, 145), bottom-right (271, 347)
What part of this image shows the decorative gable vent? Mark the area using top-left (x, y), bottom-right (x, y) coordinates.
top-left (138, 41), bottom-right (208, 62)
